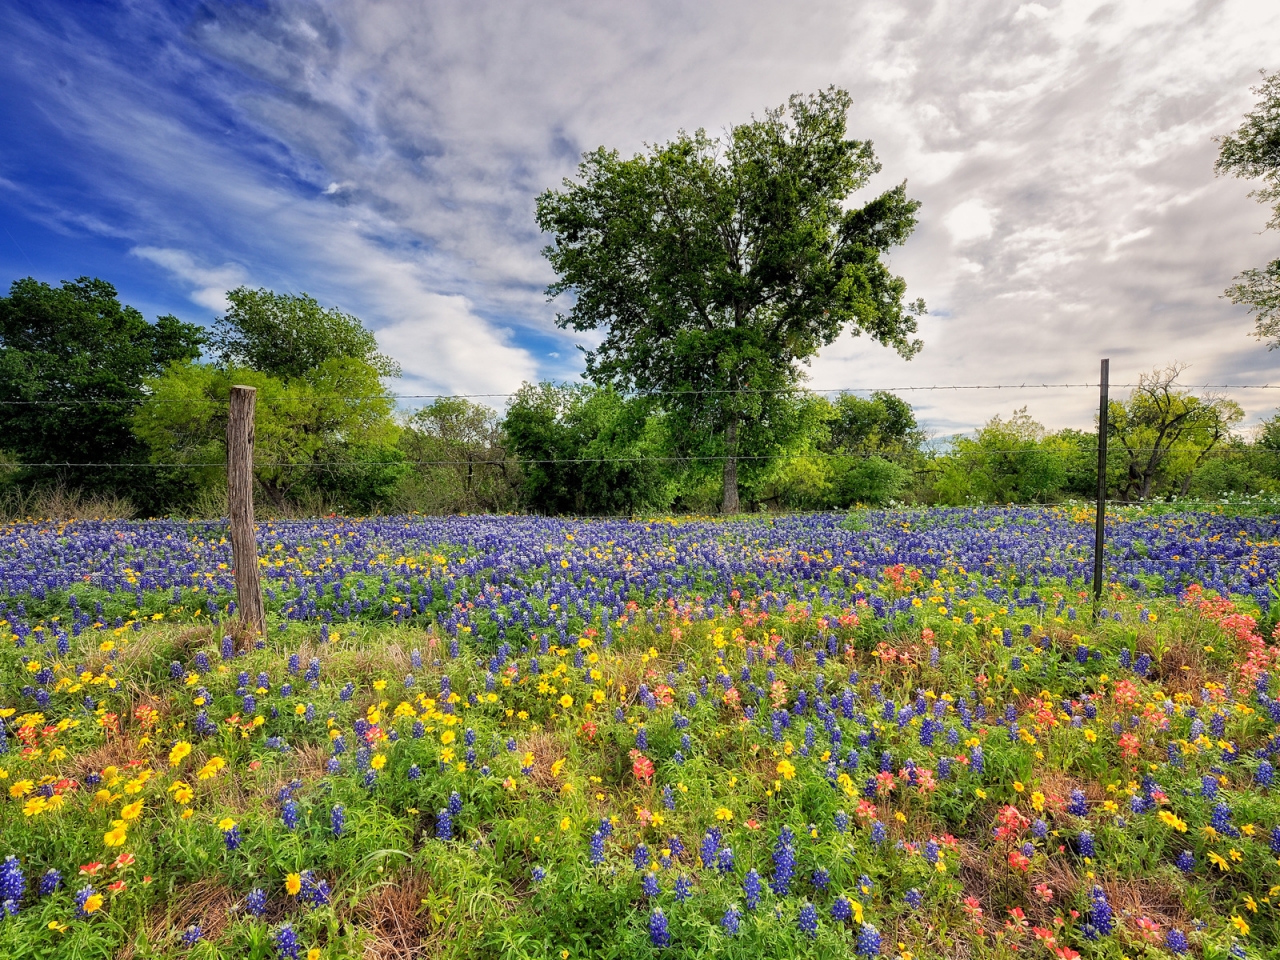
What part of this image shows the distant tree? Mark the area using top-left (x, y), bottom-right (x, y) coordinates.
top-left (1108, 364), bottom-right (1243, 500)
top-left (933, 409), bottom-right (1068, 505)
top-left (1216, 71), bottom-right (1280, 347)
top-left (502, 383), bottom-right (671, 515)
top-left (137, 288), bottom-right (402, 513)
top-left (211, 287), bottom-right (398, 378)
top-left (134, 358), bottom-right (402, 512)
top-left (536, 87), bottom-right (925, 514)
top-left (0, 276), bottom-right (203, 502)
top-left (397, 398), bottom-right (520, 514)
top-left (823, 391), bottom-right (920, 506)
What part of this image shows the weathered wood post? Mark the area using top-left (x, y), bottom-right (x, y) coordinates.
top-left (227, 385), bottom-right (266, 636)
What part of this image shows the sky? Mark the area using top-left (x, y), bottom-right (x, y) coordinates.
top-left (2, 0), bottom-right (1278, 437)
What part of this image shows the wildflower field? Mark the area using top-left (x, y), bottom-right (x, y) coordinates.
top-left (2, 507), bottom-right (1280, 960)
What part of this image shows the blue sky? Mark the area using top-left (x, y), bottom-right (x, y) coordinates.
top-left (3, 0), bottom-right (1279, 434)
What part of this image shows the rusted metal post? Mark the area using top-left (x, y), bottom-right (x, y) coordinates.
top-left (1093, 359), bottom-right (1109, 612)
top-left (227, 385), bottom-right (266, 636)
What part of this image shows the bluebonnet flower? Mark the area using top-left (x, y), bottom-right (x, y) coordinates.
top-left (811, 867), bottom-right (830, 891)
top-left (1257, 760), bottom-right (1275, 787)
top-left (282, 799), bottom-right (299, 830)
top-left (642, 873), bottom-right (660, 898)
top-left (700, 828), bottom-right (720, 868)
top-left (634, 843), bottom-right (650, 870)
top-left (744, 869), bottom-right (762, 910)
top-left (1067, 789), bottom-right (1088, 817)
top-left (0, 857), bottom-right (23, 911)
top-left (38, 869), bottom-right (61, 896)
top-left (798, 902), bottom-right (819, 938)
top-left (716, 847), bottom-right (735, 874)
top-left (870, 820), bottom-right (886, 845)
top-left (448, 791), bottom-right (463, 817)
top-left (1082, 885), bottom-right (1113, 938)
top-left (589, 831), bottom-right (605, 866)
top-left (834, 809), bottom-right (849, 833)
top-left (246, 888), bottom-right (266, 917)
top-left (905, 888), bottom-right (923, 910)
top-left (408, 764), bottom-right (421, 781)
top-left (532, 866), bottom-right (546, 883)
top-left (771, 826), bottom-right (796, 895)
top-left (274, 922), bottom-right (300, 959)
top-left (675, 874), bottom-right (692, 903)
top-left (331, 804), bottom-right (345, 837)
top-left (181, 924), bottom-right (202, 946)
top-left (299, 871), bottom-right (331, 909)
top-left (832, 896), bottom-right (852, 922)
top-left (223, 823), bottom-right (242, 850)
top-left (1078, 831), bottom-right (1095, 859)
top-left (649, 908), bottom-right (671, 948)
top-left (1175, 850), bottom-right (1195, 873)
top-left (74, 885), bottom-right (96, 919)
top-left (721, 905), bottom-right (741, 935)
top-left (1166, 929), bottom-right (1189, 955)
top-left (856, 923), bottom-right (881, 957)
top-left (437, 808), bottom-right (453, 841)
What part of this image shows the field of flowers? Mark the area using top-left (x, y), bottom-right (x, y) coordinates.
top-left (1, 506), bottom-right (1279, 959)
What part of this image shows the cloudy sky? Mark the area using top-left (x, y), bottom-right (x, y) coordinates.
top-left (2, 0), bottom-right (1278, 435)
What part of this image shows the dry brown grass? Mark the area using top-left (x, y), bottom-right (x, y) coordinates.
top-left (1154, 639), bottom-right (1211, 696)
top-left (354, 870), bottom-right (436, 959)
top-left (517, 729), bottom-right (571, 791)
top-left (116, 877), bottom-right (235, 959)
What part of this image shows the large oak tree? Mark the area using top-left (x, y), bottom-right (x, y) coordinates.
top-left (536, 87), bottom-right (925, 513)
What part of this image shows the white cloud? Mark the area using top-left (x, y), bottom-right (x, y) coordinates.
top-left (131, 247), bottom-right (247, 311)
top-left (945, 199), bottom-right (996, 244)
top-left (6, 0), bottom-right (1280, 430)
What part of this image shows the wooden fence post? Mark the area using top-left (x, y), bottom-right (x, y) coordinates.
top-left (227, 385), bottom-right (266, 636)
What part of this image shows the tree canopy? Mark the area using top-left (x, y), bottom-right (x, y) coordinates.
top-left (535, 87), bottom-right (925, 513)
top-left (211, 287), bottom-right (399, 379)
top-left (1217, 71), bottom-right (1280, 347)
top-left (0, 276), bottom-right (203, 499)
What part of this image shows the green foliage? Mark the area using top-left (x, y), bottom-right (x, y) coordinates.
top-left (502, 383), bottom-right (672, 514)
top-left (134, 358), bottom-right (402, 513)
top-left (1216, 71), bottom-right (1280, 347)
top-left (932, 409), bottom-right (1067, 504)
top-left (395, 398), bottom-right (521, 514)
top-left (211, 287), bottom-right (398, 379)
top-left (536, 88), bottom-right (925, 511)
top-left (1108, 365), bottom-right (1243, 501)
top-left (0, 276), bottom-right (203, 504)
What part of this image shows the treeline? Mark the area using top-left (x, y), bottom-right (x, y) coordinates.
top-left (1, 277), bottom-right (1277, 518)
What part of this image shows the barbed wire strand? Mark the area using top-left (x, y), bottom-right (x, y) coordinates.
top-left (10, 446), bottom-right (1279, 469)
top-left (2, 382), bottom-right (1280, 405)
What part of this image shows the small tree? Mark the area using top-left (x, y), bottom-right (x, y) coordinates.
top-left (536, 87), bottom-right (925, 513)
top-left (397, 398), bottom-right (519, 514)
top-left (934, 409), bottom-right (1067, 504)
top-left (1108, 364), bottom-right (1243, 500)
top-left (502, 383), bottom-right (672, 515)
top-left (1216, 71), bottom-right (1280, 347)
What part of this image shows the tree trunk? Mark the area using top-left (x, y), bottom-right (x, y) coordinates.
top-left (721, 416), bottom-right (740, 514)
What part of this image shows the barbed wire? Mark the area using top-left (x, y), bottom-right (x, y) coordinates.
top-left (10, 446), bottom-right (1277, 469)
top-left (3, 382), bottom-right (1280, 406)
